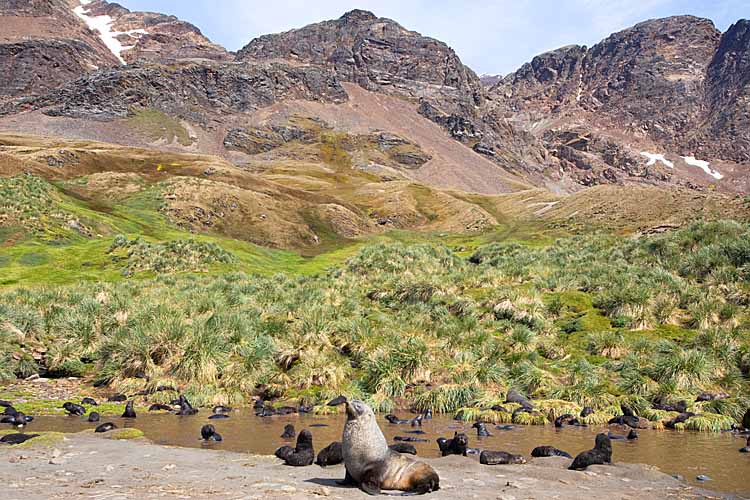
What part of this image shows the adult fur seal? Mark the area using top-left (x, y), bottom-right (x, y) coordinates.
top-left (569, 433), bottom-right (612, 470)
top-left (531, 445), bottom-right (572, 458)
top-left (121, 401), bottom-right (136, 418)
top-left (316, 441), bottom-right (344, 467)
top-left (333, 398), bottom-right (439, 495)
top-left (479, 450), bottom-right (527, 465)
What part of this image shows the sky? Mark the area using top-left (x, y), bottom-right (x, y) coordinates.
top-left (118, 0), bottom-right (748, 75)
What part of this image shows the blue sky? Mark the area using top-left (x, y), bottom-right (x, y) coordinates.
top-left (118, 0), bottom-right (748, 75)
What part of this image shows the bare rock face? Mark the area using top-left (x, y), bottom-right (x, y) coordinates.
top-left (237, 9), bottom-right (482, 104)
top-left (1, 61), bottom-right (348, 122)
top-left (698, 19), bottom-right (750, 163)
top-left (238, 9), bottom-right (552, 181)
top-left (491, 15), bottom-right (750, 190)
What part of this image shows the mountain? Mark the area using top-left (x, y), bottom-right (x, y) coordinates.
top-left (0, 3), bottom-right (747, 199)
top-left (490, 16), bottom-right (750, 192)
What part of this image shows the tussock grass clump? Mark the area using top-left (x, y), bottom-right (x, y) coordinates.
top-left (108, 236), bottom-right (236, 275)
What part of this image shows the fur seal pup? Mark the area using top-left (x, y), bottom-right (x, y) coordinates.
top-left (742, 409), bottom-right (750, 431)
top-left (2, 411), bottom-right (30, 427)
top-left (176, 395), bottom-right (198, 416)
top-left (281, 424), bottom-right (296, 438)
top-left (531, 446), bottom-right (572, 458)
top-left (316, 441), bottom-right (344, 467)
top-left (277, 429), bottom-right (314, 466)
top-left (608, 429), bottom-right (638, 440)
top-left (385, 414), bottom-right (409, 424)
top-left (496, 424), bottom-right (515, 431)
top-left (696, 392), bottom-right (729, 402)
top-left (81, 398), bottom-right (98, 406)
top-left (121, 401), bottom-right (136, 418)
top-left (423, 408), bottom-right (433, 420)
top-left (580, 407), bottom-right (594, 418)
top-left (332, 398), bottom-right (439, 495)
top-left (479, 450), bottom-right (527, 465)
top-left (208, 414), bottom-right (229, 420)
top-left (389, 443), bottom-right (417, 455)
top-left (88, 412), bottom-right (100, 423)
top-left (213, 405), bottom-right (231, 414)
top-left (309, 423), bottom-right (329, 427)
top-left (63, 402), bottom-right (85, 416)
top-left (664, 412), bottom-right (696, 429)
top-left (394, 436), bottom-right (428, 442)
top-left (200, 424), bottom-right (223, 442)
top-left (411, 415), bottom-right (423, 427)
top-left (0, 400), bottom-right (12, 407)
top-left (555, 414), bottom-right (583, 427)
top-left (653, 399), bottom-right (687, 413)
top-left (569, 434), bottom-right (612, 470)
top-left (0, 433), bottom-right (39, 445)
top-left (437, 432), bottom-right (469, 456)
top-left (2, 406), bottom-right (17, 416)
top-left (107, 394), bottom-right (127, 402)
top-left (740, 436), bottom-right (750, 453)
top-left (505, 389), bottom-right (533, 410)
top-left (472, 422), bottom-right (492, 437)
top-left (95, 422), bottom-right (117, 433)
top-left (148, 404), bottom-right (173, 412)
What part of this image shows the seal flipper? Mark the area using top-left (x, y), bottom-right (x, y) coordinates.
top-left (360, 468), bottom-right (382, 496)
top-left (336, 469), bottom-right (357, 486)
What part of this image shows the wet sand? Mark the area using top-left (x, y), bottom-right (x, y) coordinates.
top-left (0, 431), bottom-right (730, 500)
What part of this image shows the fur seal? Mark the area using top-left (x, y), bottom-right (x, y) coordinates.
top-left (385, 414), bottom-right (409, 424)
top-left (389, 443), bottom-right (417, 455)
top-left (63, 402), bottom-right (85, 416)
top-left (0, 433), bottom-right (39, 445)
top-left (121, 401), bottom-right (136, 418)
top-left (531, 445), bottom-right (572, 458)
top-left (479, 450), bottom-right (527, 465)
top-left (281, 424), bottom-right (296, 438)
top-left (394, 436), bottom-right (428, 442)
top-left (213, 405), bottom-right (231, 414)
top-left (208, 414), bottom-right (229, 420)
top-left (664, 412), bottom-right (696, 429)
top-left (0, 400), bottom-right (12, 407)
top-left (81, 397), bottom-right (98, 406)
top-left (696, 392), bottom-right (729, 402)
top-left (2, 406), bottom-right (17, 416)
top-left (95, 422), bottom-right (117, 433)
top-left (276, 429), bottom-right (314, 466)
top-left (569, 434), bottom-right (612, 470)
top-left (437, 432), bottom-right (469, 456)
top-left (176, 395), bottom-right (198, 416)
top-left (316, 441), bottom-right (344, 467)
top-left (742, 409), bottom-right (750, 431)
top-left (505, 389), bottom-right (533, 410)
top-left (495, 424), bottom-right (515, 431)
top-left (608, 429), bottom-right (638, 440)
top-left (411, 415), bottom-right (423, 427)
top-left (653, 399), bottom-right (687, 413)
top-left (200, 424), bottom-right (223, 442)
top-left (423, 409), bottom-right (433, 420)
top-left (334, 398), bottom-right (439, 495)
top-left (580, 407), bottom-right (594, 418)
top-left (555, 414), bottom-right (583, 427)
top-left (88, 412), bottom-right (100, 422)
top-left (472, 422), bottom-right (492, 437)
top-left (148, 404), bottom-right (173, 412)
top-left (740, 436), bottom-right (750, 453)
top-left (490, 405), bottom-right (508, 412)
top-left (107, 394), bottom-right (127, 402)
top-left (2, 411), bottom-right (31, 427)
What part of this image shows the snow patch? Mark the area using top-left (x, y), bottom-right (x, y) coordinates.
top-left (682, 156), bottom-right (723, 180)
top-left (73, 1), bottom-right (146, 65)
top-left (640, 152), bottom-right (674, 169)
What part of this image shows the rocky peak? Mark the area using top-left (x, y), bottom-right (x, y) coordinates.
top-left (338, 9), bottom-right (377, 23)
